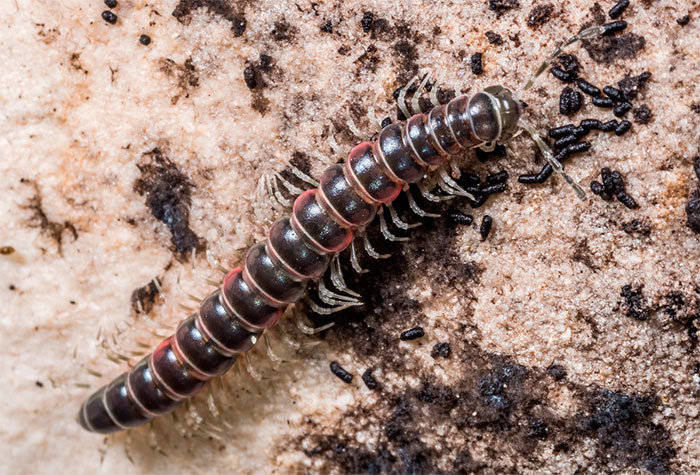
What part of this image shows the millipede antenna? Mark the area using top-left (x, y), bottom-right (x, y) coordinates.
top-left (520, 121), bottom-right (587, 201)
top-left (520, 25), bottom-right (604, 94)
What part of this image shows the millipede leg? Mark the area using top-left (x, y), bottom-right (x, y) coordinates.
top-left (243, 353), bottom-right (263, 382)
top-left (419, 182), bottom-right (451, 202)
top-left (362, 232), bottom-right (391, 259)
top-left (274, 171), bottom-right (304, 195)
top-left (346, 115), bottom-right (366, 141)
top-left (379, 211), bottom-right (409, 242)
top-left (367, 91), bottom-right (384, 130)
top-left (350, 240), bottom-right (369, 273)
top-left (438, 168), bottom-right (476, 200)
top-left (328, 133), bottom-right (344, 157)
top-left (407, 188), bottom-right (441, 218)
top-left (329, 255), bottom-right (362, 297)
top-left (124, 431), bottom-right (135, 464)
top-left (271, 177), bottom-right (294, 207)
top-left (318, 278), bottom-right (361, 304)
top-left (309, 149), bottom-right (336, 168)
top-left (289, 165), bottom-right (320, 188)
top-left (303, 294), bottom-right (361, 314)
top-left (387, 204), bottom-right (421, 230)
top-left (430, 82), bottom-right (440, 107)
top-left (398, 75), bottom-right (419, 119)
top-left (411, 73), bottom-right (432, 114)
top-left (294, 308), bottom-right (335, 335)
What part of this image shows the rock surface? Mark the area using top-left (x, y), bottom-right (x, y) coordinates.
top-left (1, 0), bottom-right (699, 473)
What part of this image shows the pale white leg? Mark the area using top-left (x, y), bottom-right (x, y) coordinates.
top-left (330, 255), bottom-right (362, 297)
top-left (328, 134), bottom-right (344, 157)
top-left (407, 188), bottom-right (441, 218)
top-left (303, 295), bottom-right (361, 314)
top-left (362, 232), bottom-right (391, 259)
top-left (398, 75), bottom-right (419, 119)
top-left (293, 305), bottom-right (335, 335)
top-left (379, 211), bottom-right (409, 242)
top-left (411, 73), bottom-right (432, 114)
top-left (388, 204), bottom-right (421, 230)
top-left (350, 240), bottom-right (368, 273)
top-left (346, 116), bottom-right (366, 141)
top-left (430, 84), bottom-right (440, 107)
top-left (318, 278), bottom-right (361, 304)
top-left (438, 168), bottom-right (476, 200)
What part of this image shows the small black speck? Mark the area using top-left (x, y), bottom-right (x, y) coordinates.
top-left (361, 369), bottom-right (378, 390)
top-left (361, 11), bottom-right (374, 33)
top-left (400, 327), bottom-right (425, 341)
top-left (104, 0), bottom-right (117, 8)
top-left (70, 300), bottom-right (76, 305)
top-left (677, 15), bottom-right (690, 26)
top-left (330, 361), bottom-right (353, 384)
top-left (320, 21), bottom-right (332, 33)
top-left (431, 342), bottom-right (451, 359)
top-left (36, 381), bottom-right (44, 388)
top-left (470, 53), bottom-right (483, 75)
top-left (139, 34), bottom-right (151, 46)
top-left (9, 285), bottom-right (16, 291)
top-left (102, 10), bottom-right (117, 24)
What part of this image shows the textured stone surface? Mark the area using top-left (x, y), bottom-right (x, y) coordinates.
top-left (1, 0), bottom-right (699, 473)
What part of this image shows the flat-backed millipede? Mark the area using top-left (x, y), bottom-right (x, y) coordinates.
top-left (78, 22), bottom-right (628, 434)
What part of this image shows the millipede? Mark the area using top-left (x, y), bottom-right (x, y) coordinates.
top-left (78, 21), bottom-right (631, 436)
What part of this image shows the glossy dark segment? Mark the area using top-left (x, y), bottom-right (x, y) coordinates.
top-left (405, 114), bottom-right (444, 166)
top-left (268, 217), bottom-right (330, 279)
top-left (104, 373), bottom-right (150, 428)
top-left (245, 242), bottom-right (307, 304)
top-left (468, 93), bottom-right (500, 142)
top-left (151, 337), bottom-right (206, 398)
top-left (446, 95), bottom-right (480, 148)
top-left (198, 291), bottom-right (260, 354)
top-left (222, 267), bottom-right (283, 328)
top-left (176, 313), bottom-right (236, 375)
top-left (79, 387), bottom-right (119, 434)
top-left (128, 357), bottom-right (180, 415)
top-left (346, 143), bottom-right (402, 204)
top-left (319, 164), bottom-right (377, 226)
top-left (427, 104), bottom-right (461, 155)
top-left (376, 124), bottom-right (425, 183)
top-left (292, 190), bottom-right (354, 252)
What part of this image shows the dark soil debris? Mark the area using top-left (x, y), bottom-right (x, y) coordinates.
top-left (620, 284), bottom-right (650, 321)
top-left (485, 30), bottom-right (503, 45)
top-left (134, 148), bottom-right (204, 257)
top-left (131, 278), bottom-right (161, 315)
top-left (172, 0), bottom-right (246, 36)
top-left (527, 3), bottom-right (554, 28)
top-left (489, 0), bottom-right (520, 17)
top-left (582, 33), bottom-right (646, 64)
top-left (24, 182), bottom-right (78, 255)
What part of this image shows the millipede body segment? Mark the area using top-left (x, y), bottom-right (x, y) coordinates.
top-left (78, 88), bottom-right (523, 434)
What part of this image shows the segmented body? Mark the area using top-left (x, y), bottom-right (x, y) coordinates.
top-left (78, 89), bottom-right (522, 433)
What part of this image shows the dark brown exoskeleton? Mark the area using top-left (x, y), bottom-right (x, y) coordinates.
top-left (79, 25), bottom-right (614, 433)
